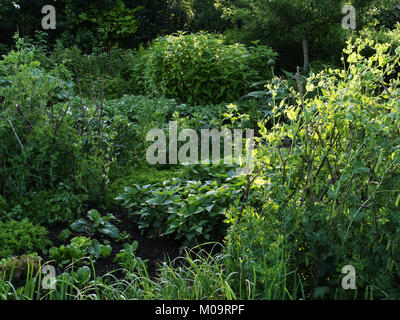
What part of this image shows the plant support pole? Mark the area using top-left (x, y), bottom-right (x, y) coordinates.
top-left (8, 119), bottom-right (24, 150)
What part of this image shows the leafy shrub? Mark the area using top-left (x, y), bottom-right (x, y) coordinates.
top-left (359, 24), bottom-right (400, 55)
top-left (101, 95), bottom-right (225, 167)
top-left (375, 7), bottom-right (400, 29)
top-left (101, 95), bottom-right (178, 166)
top-left (0, 37), bottom-right (84, 199)
top-left (106, 166), bottom-right (180, 207)
top-left (72, 2), bottom-right (140, 49)
top-left (0, 219), bottom-right (51, 259)
top-left (0, 36), bottom-right (125, 205)
top-left (134, 32), bottom-right (277, 105)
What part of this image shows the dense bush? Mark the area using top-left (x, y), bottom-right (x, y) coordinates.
top-left (359, 24), bottom-right (400, 55)
top-left (0, 37), bottom-right (119, 204)
top-left (0, 219), bottom-right (51, 259)
top-left (101, 95), bottom-right (225, 166)
top-left (215, 0), bottom-right (384, 70)
top-left (375, 6), bottom-right (400, 29)
top-left (133, 32), bottom-right (277, 104)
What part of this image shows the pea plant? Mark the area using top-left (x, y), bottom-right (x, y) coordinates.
top-left (251, 37), bottom-right (400, 299)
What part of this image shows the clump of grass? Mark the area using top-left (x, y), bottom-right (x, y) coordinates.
top-left (0, 243), bottom-right (304, 300)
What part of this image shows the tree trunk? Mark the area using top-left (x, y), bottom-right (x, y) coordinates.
top-left (302, 37), bottom-right (309, 72)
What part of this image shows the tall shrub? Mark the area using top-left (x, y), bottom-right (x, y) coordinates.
top-left (134, 32), bottom-right (276, 105)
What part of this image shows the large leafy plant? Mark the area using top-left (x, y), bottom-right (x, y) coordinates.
top-left (0, 37), bottom-right (84, 199)
top-left (7, 185), bottom-right (88, 225)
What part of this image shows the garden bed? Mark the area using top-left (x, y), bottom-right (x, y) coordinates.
top-left (43, 211), bottom-right (182, 281)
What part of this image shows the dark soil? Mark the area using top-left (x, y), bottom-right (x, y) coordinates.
top-left (8, 209), bottom-right (222, 289)
top-left (45, 210), bottom-right (182, 279)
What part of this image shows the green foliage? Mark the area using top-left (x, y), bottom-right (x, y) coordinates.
top-left (3, 3), bottom-right (400, 302)
top-left (60, 0), bottom-right (194, 52)
top-left (106, 166), bottom-right (180, 207)
top-left (187, 0), bottom-right (230, 33)
top-left (60, 0), bottom-right (141, 51)
top-left (76, 1), bottom-right (141, 48)
top-left (134, 32), bottom-right (276, 104)
top-left (0, 0), bottom-right (54, 55)
top-left (70, 266), bottom-right (92, 286)
top-left (101, 95), bottom-right (225, 167)
top-left (0, 245), bottom-right (248, 300)
top-left (244, 36), bottom-right (400, 299)
top-left (50, 44), bottom-right (137, 99)
top-left (113, 241), bottom-right (147, 272)
top-left (49, 236), bottom-right (112, 267)
top-left (359, 23), bottom-right (400, 55)
top-left (70, 209), bottom-right (120, 239)
top-left (0, 36), bottom-right (123, 204)
top-left (215, 0), bottom-right (382, 69)
top-left (49, 236), bottom-right (91, 266)
top-left (101, 95), bottom-right (180, 165)
top-left (225, 207), bottom-right (303, 299)
top-left (0, 253), bottom-right (41, 281)
top-left (7, 185), bottom-right (88, 225)
top-left (0, 38), bottom-right (82, 199)
top-left (0, 219), bottom-right (51, 259)
top-left (239, 76), bottom-right (297, 129)
top-left (374, 5), bottom-right (400, 29)
top-left (116, 164), bottom-right (246, 245)
top-left (0, 196), bottom-right (6, 214)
